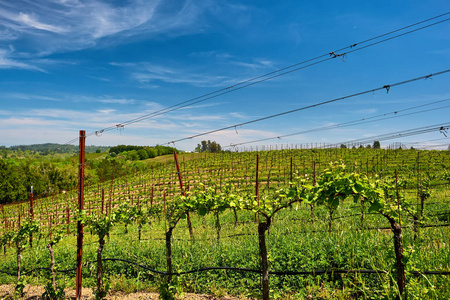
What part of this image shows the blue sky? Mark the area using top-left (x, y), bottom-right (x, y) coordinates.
top-left (1, 0), bottom-right (450, 151)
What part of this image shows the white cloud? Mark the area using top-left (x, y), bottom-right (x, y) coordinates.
top-left (0, 48), bottom-right (45, 71)
top-left (0, 0), bottom-right (208, 57)
top-left (229, 112), bottom-right (257, 119)
top-left (230, 58), bottom-right (274, 69)
top-left (98, 98), bottom-right (136, 105)
top-left (113, 61), bottom-right (272, 88)
top-left (5, 92), bottom-right (61, 101)
top-left (0, 29), bottom-right (18, 41)
top-left (16, 12), bottom-right (68, 33)
top-left (97, 109), bottom-right (116, 114)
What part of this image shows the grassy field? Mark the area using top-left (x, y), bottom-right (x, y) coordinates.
top-left (1, 148), bottom-right (449, 299)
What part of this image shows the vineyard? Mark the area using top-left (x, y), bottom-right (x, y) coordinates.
top-left (1, 148), bottom-right (450, 299)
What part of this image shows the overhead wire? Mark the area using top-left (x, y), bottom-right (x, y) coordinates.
top-left (223, 97), bottom-right (450, 148)
top-left (160, 69), bottom-right (450, 145)
top-left (60, 12), bottom-right (450, 145)
top-left (322, 122), bottom-right (450, 148)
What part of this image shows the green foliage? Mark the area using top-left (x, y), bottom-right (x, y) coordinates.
top-left (79, 210), bottom-right (118, 238)
top-left (1, 148), bottom-right (449, 298)
top-left (418, 182), bottom-right (431, 200)
top-left (10, 220), bottom-right (40, 246)
top-left (443, 171), bottom-right (450, 184)
top-left (0, 159), bottom-right (27, 203)
top-left (109, 145), bottom-right (179, 161)
top-left (311, 162), bottom-right (414, 224)
top-left (93, 281), bottom-right (110, 300)
top-left (195, 140), bottom-right (222, 153)
top-left (15, 277), bottom-right (27, 297)
top-left (48, 228), bottom-right (65, 247)
top-left (41, 282), bottom-right (66, 300)
top-left (312, 163), bottom-right (381, 208)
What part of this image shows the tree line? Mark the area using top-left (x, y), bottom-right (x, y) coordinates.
top-left (0, 144), bottom-right (180, 204)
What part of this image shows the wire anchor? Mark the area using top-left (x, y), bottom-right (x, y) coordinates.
top-left (383, 85), bottom-right (391, 93)
top-left (439, 126), bottom-right (448, 137)
top-left (329, 51), bottom-right (346, 62)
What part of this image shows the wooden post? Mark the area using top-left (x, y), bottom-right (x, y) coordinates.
top-left (255, 154), bottom-right (259, 223)
top-left (101, 189), bottom-right (105, 214)
top-left (29, 187), bottom-right (34, 248)
top-left (76, 130), bottom-right (86, 300)
top-left (49, 215), bottom-right (53, 241)
top-left (1, 205), bottom-right (5, 231)
top-left (173, 151), bottom-right (194, 242)
top-left (290, 156), bottom-right (293, 187)
top-left (66, 206), bottom-right (70, 235)
top-left (151, 186), bottom-right (154, 207)
top-left (395, 169), bottom-right (401, 227)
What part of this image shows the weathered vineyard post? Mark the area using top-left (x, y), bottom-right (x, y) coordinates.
top-left (310, 161), bottom-right (316, 220)
top-left (101, 189), bottom-right (105, 214)
top-left (173, 151), bottom-right (194, 242)
top-left (290, 156), bottom-right (293, 187)
top-left (255, 154), bottom-right (260, 223)
top-left (394, 169), bottom-right (406, 299)
top-left (76, 130), bottom-right (85, 300)
top-left (66, 206), bottom-right (70, 235)
top-left (29, 186), bottom-right (34, 248)
top-left (258, 218), bottom-right (271, 300)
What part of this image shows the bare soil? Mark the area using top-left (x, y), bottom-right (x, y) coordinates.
top-left (0, 284), bottom-right (248, 300)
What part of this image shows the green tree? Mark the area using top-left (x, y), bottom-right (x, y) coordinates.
top-left (195, 140), bottom-right (222, 153)
top-left (373, 140), bottom-right (381, 149)
top-left (0, 160), bottom-right (27, 204)
top-left (137, 149), bottom-right (149, 160)
top-left (146, 147), bottom-right (158, 158)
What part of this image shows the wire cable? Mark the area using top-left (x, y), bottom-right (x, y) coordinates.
top-left (323, 122), bottom-right (450, 148)
top-left (61, 12), bottom-right (450, 145)
top-left (160, 69), bottom-right (450, 145)
top-left (94, 14), bottom-right (450, 132)
top-left (223, 98), bottom-right (450, 148)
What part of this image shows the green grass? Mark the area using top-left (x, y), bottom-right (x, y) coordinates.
top-left (1, 148), bottom-right (449, 299)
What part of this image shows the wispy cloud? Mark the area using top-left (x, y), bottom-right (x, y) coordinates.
top-left (111, 59), bottom-right (275, 88)
top-left (5, 92), bottom-right (61, 101)
top-left (98, 98), bottom-right (136, 105)
top-left (229, 58), bottom-right (274, 69)
top-left (16, 12), bottom-right (68, 33)
top-left (348, 108), bottom-right (378, 115)
top-left (127, 63), bottom-right (231, 87)
top-left (0, 0), bottom-right (208, 57)
top-left (0, 48), bottom-right (45, 71)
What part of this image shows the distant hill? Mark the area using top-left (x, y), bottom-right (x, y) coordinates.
top-left (3, 143), bottom-right (110, 155)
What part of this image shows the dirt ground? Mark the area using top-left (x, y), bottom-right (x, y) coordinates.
top-left (0, 284), bottom-right (248, 300)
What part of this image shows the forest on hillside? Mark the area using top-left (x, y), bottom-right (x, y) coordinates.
top-left (0, 143), bottom-right (179, 204)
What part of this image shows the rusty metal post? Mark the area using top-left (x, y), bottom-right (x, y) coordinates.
top-left (151, 186), bottom-right (154, 207)
top-left (76, 130), bottom-right (86, 300)
top-left (173, 151), bottom-right (194, 242)
top-left (290, 157), bottom-right (293, 187)
top-left (66, 206), bottom-right (70, 235)
top-left (30, 187), bottom-right (34, 219)
top-left (255, 154), bottom-right (259, 223)
top-left (1, 205), bottom-right (5, 231)
top-left (101, 189), bottom-right (105, 214)
top-left (395, 169), bottom-right (401, 226)
top-left (29, 186), bottom-right (34, 248)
